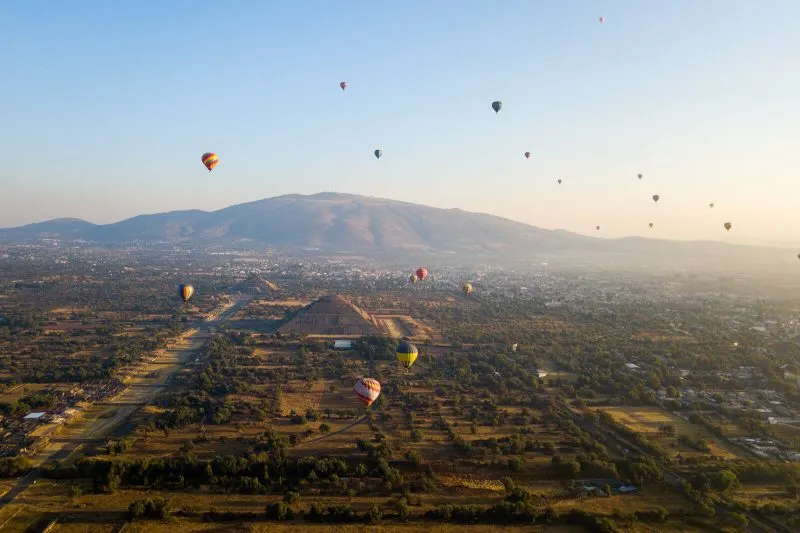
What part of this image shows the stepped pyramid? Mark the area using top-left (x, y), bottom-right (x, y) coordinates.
top-left (277, 295), bottom-right (381, 336)
top-left (231, 273), bottom-right (279, 295)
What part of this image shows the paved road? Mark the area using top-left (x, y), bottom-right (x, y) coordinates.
top-left (0, 296), bottom-right (249, 523)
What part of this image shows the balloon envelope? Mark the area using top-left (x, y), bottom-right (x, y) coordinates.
top-left (415, 267), bottom-right (428, 280)
top-left (340, 81), bottom-right (347, 90)
top-left (462, 282), bottom-right (473, 295)
top-left (178, 284), bottom-right (194, 303)
top-left (491, 101), bottom-right (503, 113)
top-left (353, 377), bottom-right (381, 407)
top-left (374, 149), bottom-right (382, 159)
top-left (524, 152), bottom-right (530, 159)
top-left (724, 222), bottom-right (732, 231)
top-left (201, 153), bottom-right (219, 172)
top-left (396, 341), bottom-right (419, 369)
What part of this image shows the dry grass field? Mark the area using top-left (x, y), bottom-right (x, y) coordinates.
top-left (597, 406), bottom-right (739, 459)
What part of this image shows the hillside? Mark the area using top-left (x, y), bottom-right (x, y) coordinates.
top-left (0, 192), bottom-right (793, 270)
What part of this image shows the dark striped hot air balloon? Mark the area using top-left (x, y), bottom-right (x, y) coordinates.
top-left (396, 341), bottom-right (419, 370)
top-left (178, 284), bottom-right (195, 303)
top-left (201, 153), bottom-right (219, 172)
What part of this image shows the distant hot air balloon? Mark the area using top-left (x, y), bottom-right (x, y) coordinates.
top-left (524, 152), bottom-right (531, 159)
top-left (797, 253), bottom-right (800, 260)
top-left (491, 101), bottom-right (503, 114)
top-left (353, 377), bottom-right (381, 407)
top-left (201, 153), bottom-right (219, 172)
top-left (511, 343), bottom-right (518, 352)
top-left (709, 202), bottom-right (715, 208)
top-left (596, 225), bottom-right (601, 231)
top-left (396, 341), bottom-right (419, 370)
top-left (649, 222), bottom-right (654, 229)
top-left (340, 81), bottom-right (348, 91)
top-left (409, 273), bottom-right (418, 284)
top-left (557, 178), bottom-right (562, 185)
top-left (724, 222), bottom-right (732, 231)
top-left (652, 194), bottom-right (660, 203)
top-left (415, 267), bottom-right (428, 280)
top-left (462, 282), bottom-right (473, 295)
top-left (178, 284), bottom-right (194, 303)
top-left (374, 149), bottom-right (382, 159)
top-left (599, 15), bottom-right (605, 23)
top-left (637, 173), bottom-right (643, 180)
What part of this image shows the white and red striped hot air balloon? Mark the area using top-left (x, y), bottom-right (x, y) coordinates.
top-left (353, 377), bottom-right (381, 407)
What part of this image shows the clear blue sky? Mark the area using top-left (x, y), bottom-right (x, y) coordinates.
top-left (3, 0), bottom-right (799, 243)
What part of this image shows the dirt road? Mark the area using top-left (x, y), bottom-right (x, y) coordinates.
top-left (0, 296), bottom-right (249, 527)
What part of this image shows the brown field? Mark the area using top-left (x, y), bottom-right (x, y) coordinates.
top-left (597, 406), bottom-right (739, 459)
top-left (0, 383), bottom-right (69, 405)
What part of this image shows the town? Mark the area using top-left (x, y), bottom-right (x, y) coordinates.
top-left (0, 242), bottom-right (798, 532)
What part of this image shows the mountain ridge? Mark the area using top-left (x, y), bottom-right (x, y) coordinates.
top-left (0, 192), bottom-right (793, 270)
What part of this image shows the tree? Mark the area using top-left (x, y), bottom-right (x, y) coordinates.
top-left (368, 503), bottom-right (382, 524)
top-left (396, 497), bottom-right (410, 522)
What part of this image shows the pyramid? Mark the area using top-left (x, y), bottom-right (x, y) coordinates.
top-left (277, 295), bottom-right (381, 336)
top-left (231, 274), bottom-right (279, 295)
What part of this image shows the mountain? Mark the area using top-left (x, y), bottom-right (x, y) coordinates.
top-left (0, 192), bottom-right (593, 255)
top-left (0, 192), bottom-right (793, 271)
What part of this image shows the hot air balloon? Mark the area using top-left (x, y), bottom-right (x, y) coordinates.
top-left (511, 343), bottom-right (518, 352)
top-left (340, 81), bottom-right (348, 91)
top-left (374, 149), bottom-right (382, 159)
top-left (709, 203), bottom-right (715, 208)
top-left (724, 222), bottom-right (732, 231)
top-left (797, 253), bottom-right (800, 260)
top-left (491, 101), bottom-right (503, 113)
top-left (409, 274), bottom-right (418, 284)
top-left (462, 282), bottom-right (473, 295)
top-left (599, 15), bottom-right (605, 23)
top-left (649, 222), bottom-right (654, 229)
top-left (201, 153), bottom-right (219, 172)
top-left (557, 178), bottom-right (562, 185)
top-left (596, 226), bottom-right (601, 231)
top-left (396, 341), bottom-right (419, 370)
top-left (524, 152), bottom-right (531, 159)
top-left (652, 194), bottom-right (660, 203)
top-left (637, 173), bottom-right (643, 180)
top-left (353, 377), bottom-right (381, 407)
top-left (178, 284), bottom-right (194, 303)
top-left (415, 267), bottom-right (428, 280)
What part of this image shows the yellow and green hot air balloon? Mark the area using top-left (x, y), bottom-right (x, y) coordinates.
top-left (462, 282), bottom-right (473, 295)
top-left (178, 284), bottom-right (195, 303)
top-left (396, 340), bottom-right (419, 370)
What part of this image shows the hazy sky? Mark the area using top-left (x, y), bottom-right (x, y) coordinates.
top-left (3, 1), bottom-right (799, 243)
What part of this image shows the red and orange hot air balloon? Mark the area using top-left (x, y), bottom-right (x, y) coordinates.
top-left (353, 377), bottom-right (381, 408)
top-left (201, 153), bottom-right (219, 172)
top-left (415, 267), bottom-right (428, 281)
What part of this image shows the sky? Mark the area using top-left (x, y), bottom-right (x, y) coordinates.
top-left (2, 0), bottom-right (800, 243)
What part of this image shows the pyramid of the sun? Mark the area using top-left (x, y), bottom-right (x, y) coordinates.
top-left (277, 295), bottom-right (381, 336)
